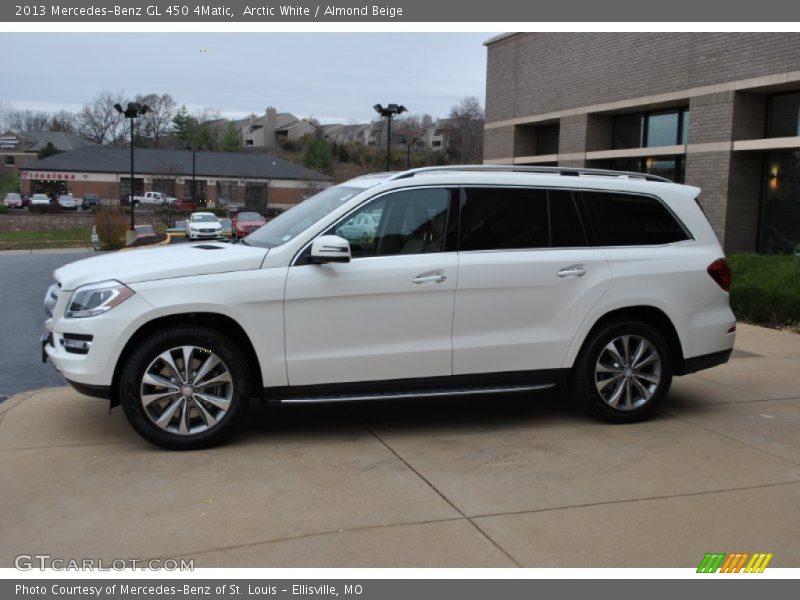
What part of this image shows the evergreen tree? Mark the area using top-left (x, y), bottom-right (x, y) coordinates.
top-left (220, 122), bottom-right (241, 152)
top-left (303, 138), bottom-right (333, 174)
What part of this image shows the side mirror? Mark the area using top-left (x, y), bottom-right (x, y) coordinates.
top-left (310, 235), bottom-right (351, 264)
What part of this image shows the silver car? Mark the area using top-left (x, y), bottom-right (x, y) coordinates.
top-left (57, 195), bottom-right (77, 210)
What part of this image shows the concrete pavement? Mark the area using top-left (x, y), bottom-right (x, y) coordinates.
top-left (1, 323), bottom-right (798, 568)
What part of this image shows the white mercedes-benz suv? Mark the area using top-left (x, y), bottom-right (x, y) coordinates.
top-left (42, 166), bottom-right (736, 449)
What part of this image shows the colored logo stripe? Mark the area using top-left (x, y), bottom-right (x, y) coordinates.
top-left (697, 552), bottom-right (773, 573)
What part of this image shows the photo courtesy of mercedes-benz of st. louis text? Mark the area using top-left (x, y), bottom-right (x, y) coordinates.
top-left (41, 166), bottom-right (736, 449)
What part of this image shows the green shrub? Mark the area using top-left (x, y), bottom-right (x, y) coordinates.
top-left (0, 204), bottom-right (8, 215)
top-left (728, 254), bottom-right (800, 330)
top-left (94, 208), bottom-right (128, 250)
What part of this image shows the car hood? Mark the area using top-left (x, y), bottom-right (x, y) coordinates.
top-left (54, 243), bottom-right (269, 290)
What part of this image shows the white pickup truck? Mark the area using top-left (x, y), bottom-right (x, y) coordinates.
top-left (132, 191), bottom-right (177, 206)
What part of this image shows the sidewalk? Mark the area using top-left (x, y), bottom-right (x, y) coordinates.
top-left (1, 323), bottom-right (798, 567)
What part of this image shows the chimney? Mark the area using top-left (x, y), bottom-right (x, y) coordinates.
top-left (265, 107), bottom-right (278, 150)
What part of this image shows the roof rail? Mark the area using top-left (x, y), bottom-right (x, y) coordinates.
top-left (387, 165), bottom-right (673, 183)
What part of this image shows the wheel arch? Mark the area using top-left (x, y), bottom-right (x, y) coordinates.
top-left (110, 312), bottom-right (263, 408)
top-left (570, 305), bottom-right (686, 375)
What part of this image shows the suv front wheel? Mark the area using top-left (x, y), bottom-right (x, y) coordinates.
top-left (119, 326), bottom-right (250, 449)
top-left (571, 319), bottom-right (673, 422)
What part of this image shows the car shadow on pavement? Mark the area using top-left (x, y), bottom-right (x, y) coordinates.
top-left (234, 390), bottom-right (667, 444)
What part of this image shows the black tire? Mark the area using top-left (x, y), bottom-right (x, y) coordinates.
top-left (570, 319), bottom-right (672, 423)
top-left (119, 326), bottom-right (250, 450)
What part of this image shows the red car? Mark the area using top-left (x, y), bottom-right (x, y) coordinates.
top-left (232, 211), bottom-right (266, 238)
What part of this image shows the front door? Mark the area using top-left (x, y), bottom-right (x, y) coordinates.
top-left (284, 187), bottom-right (457, 386)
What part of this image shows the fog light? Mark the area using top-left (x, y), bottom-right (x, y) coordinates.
top-left (60, 333), bottom-right (93, 354)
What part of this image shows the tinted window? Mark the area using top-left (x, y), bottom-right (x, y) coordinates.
top-left (585, 191), bottom-right (689, 246)
top-left (537, 124), bottom-right (560, 155)
top-left (460, 188), bottom-right (549, 251)
top-left (549, 190), bottom-right (588, 247)
top-left (613, 114), bottom-right (643, 149)
top-left (332, 188), bottom-right (451, 258)
top-left (646, 111), bottom-right (679, 147)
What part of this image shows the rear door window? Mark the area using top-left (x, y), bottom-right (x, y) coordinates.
top-left (459, 187), bottom-right (589, 250)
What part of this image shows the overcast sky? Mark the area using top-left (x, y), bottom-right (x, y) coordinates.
top-left (3, 33), bottom-right (494, 123)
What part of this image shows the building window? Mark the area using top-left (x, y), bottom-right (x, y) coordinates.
top-left (183, 180), bottom-right (208, 202)
top-left (537, 124), bottom-right (560, 155)
top-left (3, 155), bottom-right (14, 166)
top-left (766, 92), bottom-right (800, 138)
top-left (612, 108), bottom-right (689, 149)
top-left (760, 150), bottom-right (800, 254)
top-left (604, 155), bottom-right (686, 184)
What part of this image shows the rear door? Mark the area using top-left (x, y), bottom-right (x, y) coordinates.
top-left (452, 186), bottom-right (612, 375)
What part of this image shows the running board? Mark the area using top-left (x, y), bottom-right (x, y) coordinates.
top-left (276, 383), bottom-right (556, 404)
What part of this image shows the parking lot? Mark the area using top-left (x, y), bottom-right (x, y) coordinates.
top-left (1, 251), bottom-right (799, 567)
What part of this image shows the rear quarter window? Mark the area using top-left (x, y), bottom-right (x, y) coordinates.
top-left (583, 191), bottom-right (690, 246)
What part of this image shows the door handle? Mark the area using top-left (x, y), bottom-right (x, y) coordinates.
top-left (557, 265), bottom-right (587, 278)
top-left (413, 273), bottom-right (447, 284)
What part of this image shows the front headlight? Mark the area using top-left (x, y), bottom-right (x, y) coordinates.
top-left (65, 280), bottom-right (134, 318)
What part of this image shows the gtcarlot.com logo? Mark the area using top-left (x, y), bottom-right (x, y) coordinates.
top-left (697, 552), bottom-right (773, 573)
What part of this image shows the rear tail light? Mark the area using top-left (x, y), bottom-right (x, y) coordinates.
top-left (707, 258), bottom-right (731, 292)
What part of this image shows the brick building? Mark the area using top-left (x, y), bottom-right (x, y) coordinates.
top-left (0, 130), bottom-right (95, 175)
top-left (19, 146), bottom-right (330, 210)
top-left (483, 33), bottom-right (800, 254)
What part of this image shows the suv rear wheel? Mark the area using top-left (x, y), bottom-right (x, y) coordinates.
top-left (571, 319), bottom-right (672, 422)
top-left (119, 326), bottom-right (250, 449)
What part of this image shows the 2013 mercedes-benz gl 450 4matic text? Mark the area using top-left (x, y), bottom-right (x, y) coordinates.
top-left (42, 166), bottom-right (736, 449)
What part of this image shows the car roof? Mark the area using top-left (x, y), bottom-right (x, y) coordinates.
top-left (344, 166), bottom-right (700, 198)
top-left (191, 211), bottom-right (217, 216)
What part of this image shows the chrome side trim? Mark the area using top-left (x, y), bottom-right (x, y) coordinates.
top-left (279, 383), bottom-right (556, 404)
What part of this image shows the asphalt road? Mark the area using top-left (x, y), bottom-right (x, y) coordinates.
top-left (0, 250), bottom-right (94, 398)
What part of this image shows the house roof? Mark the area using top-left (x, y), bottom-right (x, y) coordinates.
top-left (20, 146), bottom-right (331, 181)
top-left (12, 131), bottom-right (95, 152)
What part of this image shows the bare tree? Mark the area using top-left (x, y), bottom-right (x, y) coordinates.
top-left (49, 111), bottom-right (76, 134)
top-left (395, 114), bottom-right (426, 144)
top-left (77, 91), bottom-right (128, 146)
top-left (7, 110), bottom-right (52, 132)
top-left (445, 96), bottom-right (485, 163)
top-left (136, 93), bottom-right (176, 148)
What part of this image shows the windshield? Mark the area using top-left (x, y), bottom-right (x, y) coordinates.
top-left (238, 212), bottom-right (263, 221)
top-left (245, 186), bottom-right (363, 249)
top-left (191, 214), bottom-right (218, 222)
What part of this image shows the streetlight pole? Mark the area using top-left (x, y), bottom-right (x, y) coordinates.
top-left (114, 102), bottom-right (150, 237)
top-left (185, 144), bottom-right (204, 210)
top-left (373, 103), bottom-right (407, 172)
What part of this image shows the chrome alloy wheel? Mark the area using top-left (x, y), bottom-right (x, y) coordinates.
top-left (140, 346), bottom-right (234, 435)
top-left (594, 335), bottom-right (662, 411)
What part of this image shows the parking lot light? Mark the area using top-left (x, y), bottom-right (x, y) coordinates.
top-left (115, 101), bottom-right (150, 235)
top-left (374, 103), bottom-right (407, 172)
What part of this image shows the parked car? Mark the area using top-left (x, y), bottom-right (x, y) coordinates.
top-left (41, 166), bottom-right (736, 450)
top-left (57, 195), bottom-right (77, 210)
top-left (4, 192), bottom-right (23, 208)
top-left (337, 211), bottom-right (380, 243)
top-left (167, 220), bottom-right (187, 234)
top-left (185, 212), bottom-right (223, 240)
top-left (231, 211), bottom-right (266, 238)
top-left (29, 193), bottom-right (51, 207)
top-left (81, 194), bottom-right (101, 210)
top-left (133, 191), bottom-right (177, 206)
